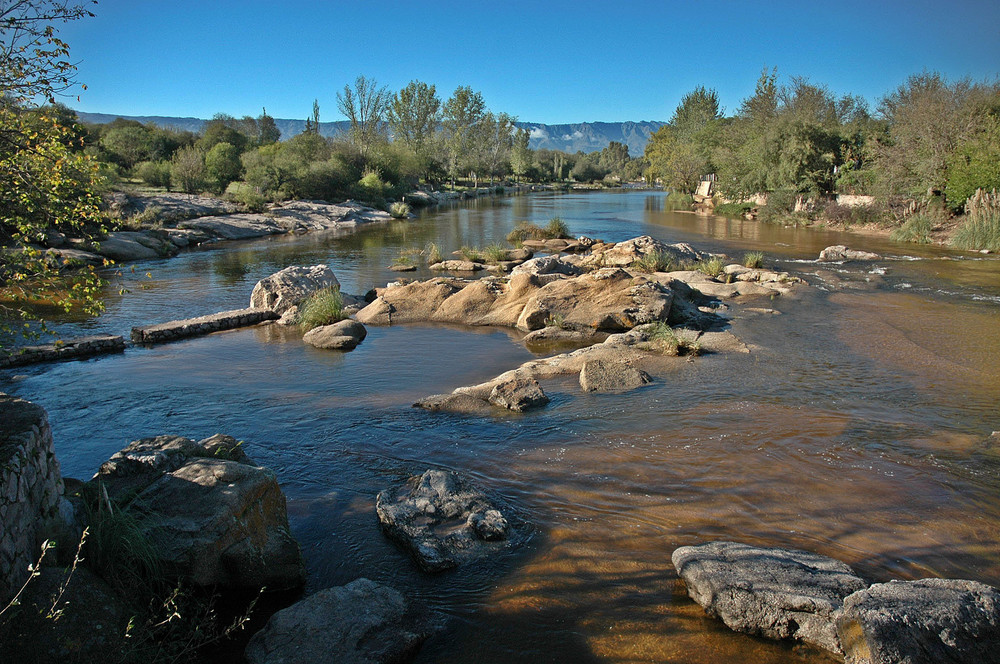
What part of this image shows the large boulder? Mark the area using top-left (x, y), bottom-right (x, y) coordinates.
top-left (515, 268), bottom-right (674, 332)
top-left (302, 319), bottom-right (367, 350)
top-left (837, 578), bottom-right (1000, 664)
top-left (818, 245), bottom-right (880, 262)
top-left (376, 470), bottom-right (526, 572)
top-left (580, 235), bottom-right (706, 269)
top-left (579, 359), bottom-right (651, 393)
top-left (92, 434), bottom-right (305, 590)
top-left (245, 578), bottom-right (435, 664)
top-left (488, 376), bottom-right (549, 412)
top-left (250, 265), bottom-right (341, 314)
top-left (672, 541), bottom-right (867, 654)
top-left (510, 255), bottom-right (581, 277)
top-left (355, 278), bottom-right (464, 325)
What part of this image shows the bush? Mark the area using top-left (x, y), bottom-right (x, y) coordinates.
top-left (822, 202), bottom-right (886, 227)
top-left (890, 213), bottom-right (935, 244)
top-left (389, 201), bottom-right (411, 219)
top-left (171, 146), bottom-right (205, 194)
top-left (545, 217), bottom-right (570, 239)
top-left (742, 251), bottom-right (764, 268)
top-left (354, 167), bottom-right (389, 206)
top-left (297, 287), bottom-right (345, 330)
top-left (632, 250), bottom-right (676, 273)
top-left (714, 201), bottom-right (753, 218)
top-left (756, 188), bottom-right (799, 224)
top-left (695, 256), bottom-right (726, 277)
top-left (135, 160), bottom-right (172, 190)
top-left (952, 188), bottom-right (1000, 252)
top-left (425, 242), bottom-right (442, 264)
top-left (506, 221), bottom-right (547, 244)
top-left (226, 182), bottom-right (267, 212)
top-left (642, 322), bottom-right (701, 356)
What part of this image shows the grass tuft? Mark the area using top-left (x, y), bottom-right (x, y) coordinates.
top-left (742, 251), bottom-right (765, 268)
top-left (389, 201), bottom-right (411, 219)
top-left (642, 322), bottom-right (701, 356)
top-left (632, 250), bottom-right (676, 273)
top-left (952, 189), bottom-right (1000, 252)
top-left (297, 287), bottom-right (345, 330)
top-left (695, 256), bottom-right (726, 277)
top-left (890, 213), bottom-right (935, 244)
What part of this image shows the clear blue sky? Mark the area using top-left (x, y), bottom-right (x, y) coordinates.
top-left (60, 0), bottom-right (1000, 124)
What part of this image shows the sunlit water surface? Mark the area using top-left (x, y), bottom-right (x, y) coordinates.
top-left (4, 191), bottom-right (1000, 663)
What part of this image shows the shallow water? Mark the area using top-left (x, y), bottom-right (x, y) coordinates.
top-left (4, 191), bottom-right (1000, 663)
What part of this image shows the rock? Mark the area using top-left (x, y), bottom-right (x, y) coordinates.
top-left (580, 235), bottom-right (706, 269)
top-left (6, 566), bottom-right (130, 663)
top-left (515, 268), bottom-right (673, 332)
top-left (579, 359), bottom-right (652, 393)
top-left (818, 245), bottom-right (880, 262)
top-left (412, 393), bottom-right (493, 414)
top-left (522, 326), bottom-right (596, 345)
top-left (429, 260), bottom-right (484, 272)
top-left (45, 247), bottom-right (104, 267)
top-left (92, 434), bottom-right (305, 590)
top-left (268, 200), bottom-right (392, 231)
top-left (94, 231), bottom-right (170, 261)
top-left (510, 255), bottom-right (581, 277)
top-left (302, 319), bottom-right (367, 350)
top-left (245, 578), bottom-right (435, 664)
top-left (376, 470), bottom-right (524, 572)
top-left (250, 265), bottom-right (341, 314)
top-left (488, 377), bottom-right (549, 412)
top-left (672, 541), bottom-right (867, 654)
top-left (356, 278), bottom-right (465, 325)
top-left (388, 263), bottom-right (417, 272)
top-left (177, 213), bottom-right (285, 240)
top-left (837, 578), bottom-right (1000, 664)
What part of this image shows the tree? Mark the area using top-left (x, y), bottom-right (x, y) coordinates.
top-left (476, 111), bottom-right (516, 185)
top-left (258, 107), bottom-right (280, 145)
top-left (171, 145), bottom-right (205, 194)
top-left (442, 85), bottom-right (485, 187)
top-left (644, 86), bottom-right (722, 193)
top-left (510, 127), bottom-right (532, 183)
top-left (387, 80), bottom-right (440, 179)
top-left (204, 141), bottom-right (241, 192)
top-left (1, 1), bottom-right (106, 342)
top-left (337, 75), bottom-right (390, 160)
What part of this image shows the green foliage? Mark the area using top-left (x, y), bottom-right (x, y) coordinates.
top-left (389, 201), bottom-right (411, 218)
top-left (632, 250), bottom-right (676, 273)
top-left (425, 242), bottom-right (442, 264)
top-left (225, 181), bottom-right (267, 212)
top-left (642, 322), bottom-right (701, 356)
top-left (695, 256), bottom-right (726, 277)
top-left (889, 213), bottom-right (935, 244)
top-left (742, 251), bottom-right (765, 268)
top-left (338, 75), bottom-right (391, 159)
top-left (545, 217), bottom-right (569, 238)
top-left (944, 117), bottom-right (1000, 211)
top-left (952, 188), bottom-right (1000, 252)
top-left (458, 245), bottom-right (484, 262)
top-left (170, 146), bottom-right (205, 194)
top-left (80, 483), bottom-right (161, 592)
top-left (821, 202), bottom-right (886, 227)
top-left (204, 141), bottom-right (242, 193)
top-left (297, 287), bottom-right (345, 330)
top-left (135, 160), bottom-right (172, 190)
top-left (714, 201), bottom-right (754, 218)
top-left (483, 243), bottom-right (508, 263)
top-left (756, 188), bottom-right (799, 223)
top-left (354, 167), bottom-right (390, 206)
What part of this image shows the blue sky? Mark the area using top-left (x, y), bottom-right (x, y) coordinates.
top-left (60, 0), bottom-right (1000, 124)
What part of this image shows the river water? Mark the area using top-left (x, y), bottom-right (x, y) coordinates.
top-left (4, 191), bottom-right (1000, 663)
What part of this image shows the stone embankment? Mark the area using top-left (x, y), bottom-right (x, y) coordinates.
top-left (0, 335), bottom-right (125, 368)
top-left (130, 308), bottom-right (279, 344)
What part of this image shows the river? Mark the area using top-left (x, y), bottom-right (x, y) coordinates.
top-left (4, 191), bottom-right (1000, 663)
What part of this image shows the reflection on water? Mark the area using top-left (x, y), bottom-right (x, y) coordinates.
top-left (3, 191), bottom-right (1000, 663)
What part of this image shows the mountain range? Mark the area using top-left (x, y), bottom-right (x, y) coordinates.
top-left (74, 111), bottom-right (665, 156)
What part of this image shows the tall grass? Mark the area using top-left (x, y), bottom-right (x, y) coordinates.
top-left (643, 322), bottom-right (701, 356)
top-left (952, 189), bottom-right (1000, 252)
top-left (389, 201), bottom-right (411, 219)
top-left (506, 217), bottom-right (570, 244)
top-left (297, 287), bottom-right (345, 330)
top-left (890, 213), bottom-right (935, 244)
top-left (425, 242), bottom-right (442, 264)
top-left (545, 217), bottom-right (570, 239)
top-left (742, 251), bottom-right (764, 268)
top-left (695, 256), bottom-right (726, 277)
top-left (632, 250), bottom-right (676, 273)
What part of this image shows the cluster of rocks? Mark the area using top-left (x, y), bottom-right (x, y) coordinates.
top-left (818, 245), bottom-right (881, 262)
top-left (673, 541), bottom-right (1000, 664)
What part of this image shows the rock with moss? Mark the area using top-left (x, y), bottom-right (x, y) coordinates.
top-left (250, 265), bottom-right (341, 314)
top-left (91, 434), bottom-right (305, 590)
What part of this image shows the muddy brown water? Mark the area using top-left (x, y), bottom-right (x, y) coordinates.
top-left (4, 191), bottom-right (999, 662)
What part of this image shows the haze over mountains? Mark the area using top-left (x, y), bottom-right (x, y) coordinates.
top-left (74, 111), bottom-right (665, 156)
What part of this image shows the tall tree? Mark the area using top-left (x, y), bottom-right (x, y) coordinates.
top-left (258, 107), bottom-right (280, 145)
top-left (476, 111), bottom-right (516, 186)
top-left (387, 80), bottom-right (440, 179)
top-left (510, 127), bottom-right (532, 183)
top-left (442, 85), bottom-right (485, 187)
top-left (337, 75), bottom-right (390, 160)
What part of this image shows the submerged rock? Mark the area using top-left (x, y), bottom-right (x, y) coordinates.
top-left (245, 578), bottom-right (436, 664)
top-left (376, 470), bottom-right (525, 572)
top-left (837, 578), bottom-right (1000, 664)
top-left (579, 359), bottom-right (651, 393)
top-left (250, 265), bottom-right (341, 314)
top-left (92, 434), bottom-right (305, 590)
top-left (672, 541), bottom-right (867, 654)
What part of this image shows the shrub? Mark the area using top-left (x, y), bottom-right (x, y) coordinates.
top-left (643, 322), bottom-right (701, 356)
top-left (135, 160), bottom-right (172, 190)
top-left (714, 201), bottom-right (753, 218)
top-left (171, 146), bottom-right (205, 194)
top-left (632, 250), bottom-right (676, 273)
top-left (742, 251), bottom-right (764, 268)
top-left (226, 181), bottom-right (267, 212)
top-left (822, 202), bottom-right (886, 227)
top-left (756, 188), bottom-right (799, 224)
top-left (890, 213), bottom-right (935, 244)
top-left (354, 167), bottom-right (389, 206)
top-left (952, 188), bottom-right (1000, 252)
top-left (297, 287), bottom-right (345, 330)
top-left (695, 256), bottom-right (726, 277)
top-left (545, 217), bottom-right (570, 238)
top-left (389, 201), bottom-right (411, 219)
top-left (506, 221), bottom-right (547, 244)
top-left (483, 243), bottom-right (508, 263)
top-left (425, 242), bottom-right (442, 264)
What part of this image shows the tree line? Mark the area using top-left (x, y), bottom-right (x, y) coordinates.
top-left (644, 69), bottom-right (1000, 216)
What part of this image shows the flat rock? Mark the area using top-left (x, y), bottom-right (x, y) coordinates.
top-left (376, 470), bottom-right (525, 572)
top-left (579, 359), bottom-right (652, 392)
top-left (245, 578), bottom-right (435, 664)
top-left (837, 578), bottom-right (1000, 664)
top-left (412, 393), bottom-right (493, 415)
top-left (510, 255), bottom-right (581, 277)
top-left (818, 245), bottom-right (880, 262)
top-left (303, 319), bottom-right (367, 350)
top-left (250, 265), bottom-right (341, 314)
top-left (488, 376), bottom-right (549, 412)
top-left (429, 260), bottom-right (484, 272)
top-left (672, 541), bottom-right (867, 654)
top-left (177, 213), bottom-right (285, 240)
top-left (95, 230), bottom-right (169, 261)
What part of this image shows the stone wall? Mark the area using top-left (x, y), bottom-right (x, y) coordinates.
top-left (0, 334), bottom-right (125, 369)
top-left (0, 393), bottom-right (64, 604)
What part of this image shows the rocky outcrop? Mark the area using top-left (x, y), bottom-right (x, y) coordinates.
top-left (250, 265), bottom-right (341, 314)
top-left (818, 245), bottom-right (880, 262)
top-left (579, 359), bottom-right (651, 392)
top-left (302, 319), bottom-right (367, 350)
top-left (837, 578), bottom-right (1000, 664)
top-left (268, 199), bottom-right (392, 231)
top-left (245, 578), bottom-right (435, 664)
top-left (671, 541), bottom-right (867, 654)
top-left (376, 470), bottom-right (525, 572)
top-left (487, 376), bottom-right (549, 411)
top-left (92, 434), bottom-right (305, 590)
top-left (95, 230), bottom-right (174, 261)
top-left (429, 259), bottom-right (485, 272)
top-left (510, 255), bottom-right (582, 277)
top-left (580, 235), bottom-right (707, 269)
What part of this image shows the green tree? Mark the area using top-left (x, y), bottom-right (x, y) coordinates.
top-left (171, 145), bottom-right (205, 194)
top-left (476, 111), bottom-right (516, 185)
top-left (510, 127), bottom-right (532, 183)
top-left (204, 141), bottom-right (241, 192)
top-left (442, 85), bottom-right (485, 187)
top-left (100, 122), bottom-right (156, 169)
top-left (337, 75), bottom-right (390, 160)
top-left (197, 113), bottom-right (249, 153)
top-left (258, 107), bottom-right (280, 145)
top-left (644, 86), bottom-right (722, 193)
top-left (387, 80), bottom-right (440, 179)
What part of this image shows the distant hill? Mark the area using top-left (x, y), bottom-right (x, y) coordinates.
top-left (74, 111), bottom-right (664, 155)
